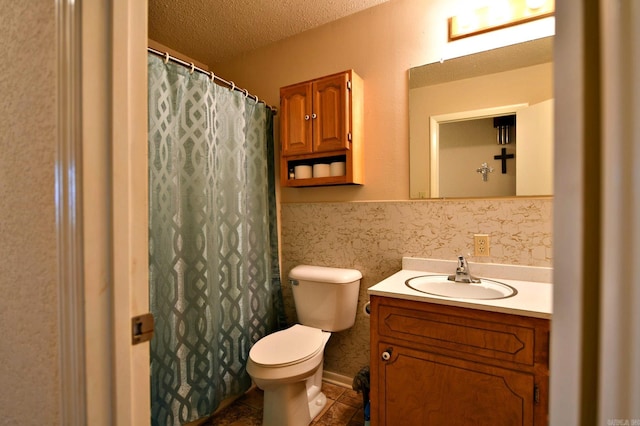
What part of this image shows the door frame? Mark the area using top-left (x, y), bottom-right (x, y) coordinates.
top-left (58, 1), bottom-right (150, 424)
top-left (110, 0), bottom-right (150, 424)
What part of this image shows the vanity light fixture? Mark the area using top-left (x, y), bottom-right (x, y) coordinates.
top-left (448, 0), bottom-right (554, 41)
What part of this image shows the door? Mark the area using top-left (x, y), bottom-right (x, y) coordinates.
top-left (313, 72), bottom-right (351, 152)
top-left (82, 1), bottom-right (151, 425)
top-left (280, 82), bottom-right (314, 155)
top-left (111, 1), bottom-right (151, 424)
top-left (376, 343), bottom-right (535, 426)
top-left (516, 99), bottom-right (554, 196)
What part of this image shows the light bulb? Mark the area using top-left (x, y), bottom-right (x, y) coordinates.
top-left (526, 0), bottom-right (545, 10)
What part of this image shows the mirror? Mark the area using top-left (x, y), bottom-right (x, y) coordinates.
top-left (409, 37), bottom-right (554, 199)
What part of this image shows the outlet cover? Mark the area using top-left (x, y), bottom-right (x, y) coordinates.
top-left (474, 234), bottom-right (490, 257)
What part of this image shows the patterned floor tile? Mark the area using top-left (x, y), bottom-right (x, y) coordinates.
top-left (200, 381), bottom-right (363, 426)
top-left (321, 381), bottom-right (347, 400)
top-left (311, 401), bottom-right (358, 426)
top-left (338, 388), bottom-right (365, 408)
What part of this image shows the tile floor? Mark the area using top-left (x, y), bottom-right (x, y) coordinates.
top-left (201, 381), bottom-right (366, 426)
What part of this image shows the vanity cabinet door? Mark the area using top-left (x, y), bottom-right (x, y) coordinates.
top-left (375, 342), bottom-right (535, 425)
top-left (370, 295), bottom-right (549, 426)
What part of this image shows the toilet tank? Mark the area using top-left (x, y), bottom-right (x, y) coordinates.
top-left (289, 265), bottom-right (362, 332)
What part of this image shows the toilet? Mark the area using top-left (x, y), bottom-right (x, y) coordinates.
top-left (246, 264), bottom-right (362, 426)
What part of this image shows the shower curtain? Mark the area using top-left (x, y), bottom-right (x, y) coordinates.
top-left (147, 54), bottom-right (285, 425)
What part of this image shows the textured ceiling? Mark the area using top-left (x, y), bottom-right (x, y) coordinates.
top-left (148, 0), bottom-right (389, 66)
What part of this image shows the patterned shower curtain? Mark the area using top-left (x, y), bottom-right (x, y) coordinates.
top-left (147, 54), bottom-right (285, 425)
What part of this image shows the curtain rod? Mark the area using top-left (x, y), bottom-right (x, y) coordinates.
top-left (147, 47), bottom-right (277, 114)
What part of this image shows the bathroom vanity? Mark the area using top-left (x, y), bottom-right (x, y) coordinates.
top-left (368, 258), bottom-right (552, 426)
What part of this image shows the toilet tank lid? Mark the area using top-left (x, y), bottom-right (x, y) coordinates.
top-left (289, 265), bottom-right (362, 283)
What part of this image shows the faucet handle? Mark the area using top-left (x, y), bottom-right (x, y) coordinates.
top-left (456, 255), bottom-right (468, 272)
top-left (453, 255), bottom-right (481, 283)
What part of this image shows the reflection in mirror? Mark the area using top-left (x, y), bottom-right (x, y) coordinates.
top-left (409, 37), bottom-right (554, 199)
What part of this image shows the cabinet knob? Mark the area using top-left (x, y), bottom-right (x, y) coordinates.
top-left (312, 113), bottom-right (317, 119)
top-left (381, 349), bottom-right (393, 361)
top-left (304, 114), bottom-right (310, 120)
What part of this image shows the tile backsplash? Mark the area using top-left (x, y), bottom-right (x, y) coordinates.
top-left (279, 197), bottom-right (552, 379)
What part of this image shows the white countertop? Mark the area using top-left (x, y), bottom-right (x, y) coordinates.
top-left (367, 257), bottom-right (553, 319)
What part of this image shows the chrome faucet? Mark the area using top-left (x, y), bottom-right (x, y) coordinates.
top-left (448, 255), bottom-right (481, 283)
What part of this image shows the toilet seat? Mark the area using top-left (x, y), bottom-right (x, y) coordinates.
top-left (249, 324), bottom-right (324, 368)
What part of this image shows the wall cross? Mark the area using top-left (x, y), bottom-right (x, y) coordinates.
top-left (493, 147), bottom-right (514, 174)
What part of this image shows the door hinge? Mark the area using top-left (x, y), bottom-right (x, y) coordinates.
top-left (348, 132), bottom-right (352, 142)
top-left (534, 384), bottom-right (540, 404)
top-left (347, 80), bottom-right (352, 90)
top-left (132, 313), bottom-right (155, 345)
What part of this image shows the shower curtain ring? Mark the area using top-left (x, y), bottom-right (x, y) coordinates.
top-left (210, 71), bottom-right (215, 82)
top-left (254, 95), bottom-right (259, 104)
top-left (163, 52), bottom-right (170, 64)
top-left (243, 88), bottom-right (249, 98)
top-left (189, 63), bottom-right (195, 74)
top-left (230, 81), bottom-right (235, 91)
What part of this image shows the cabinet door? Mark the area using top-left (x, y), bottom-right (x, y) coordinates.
top-left (280, 82), bottom-right (313, 156)
top-left (375, 343), bottom-right (535, 426)
top-left (313, 72), bottom-right (350, 152)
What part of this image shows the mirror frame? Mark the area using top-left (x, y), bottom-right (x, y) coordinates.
top-left (409, 36), bottom-right (553, 199)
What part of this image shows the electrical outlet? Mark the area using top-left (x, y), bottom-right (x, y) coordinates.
top-left (474, 234), bottom-right (490, 257)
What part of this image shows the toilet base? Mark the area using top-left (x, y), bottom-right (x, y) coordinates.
top-left (307, 388), bottom-right (327, 420)
top-left (263, 380), bottom-right (312, 426)
top-left (260, 358), bottom-right (327, 426)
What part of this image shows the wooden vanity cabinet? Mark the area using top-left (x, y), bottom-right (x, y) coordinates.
top-left (279, 70), bottom-right (363, 187)
top-left (370, 295), bottom-right (550, 426)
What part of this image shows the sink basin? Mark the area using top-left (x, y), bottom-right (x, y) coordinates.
top-left (405, 275), bottom-right (517, 300)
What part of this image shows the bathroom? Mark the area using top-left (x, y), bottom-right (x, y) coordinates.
top-left (3, 0), bottom-right (639, 424)
top-left (148, 0), bottom-right (553, 423)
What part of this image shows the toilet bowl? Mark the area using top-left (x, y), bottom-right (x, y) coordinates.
top-left (246, 265), bottom-right (362, 426)
top-left (247, 324), bottom-right (331, 426)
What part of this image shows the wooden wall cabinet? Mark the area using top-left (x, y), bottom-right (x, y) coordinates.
top-left (370, 296), bottom-right (550, 426)
top-left (280, 70), bottom-right (363, 187)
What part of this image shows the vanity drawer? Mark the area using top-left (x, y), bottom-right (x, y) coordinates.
top-left (373, 296), bottom-right (549, 367)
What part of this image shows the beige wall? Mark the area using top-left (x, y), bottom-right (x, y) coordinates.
top-left (215, 0), bottom-right (555, 202)
top-left (213, 0), bottom-right (555, 378)
top-left (0, 1), bottom-right (60, 422)
top-left (438, 118), bottom-right (516, 198)
top-left (161, 0), bottom-right (556, 379)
